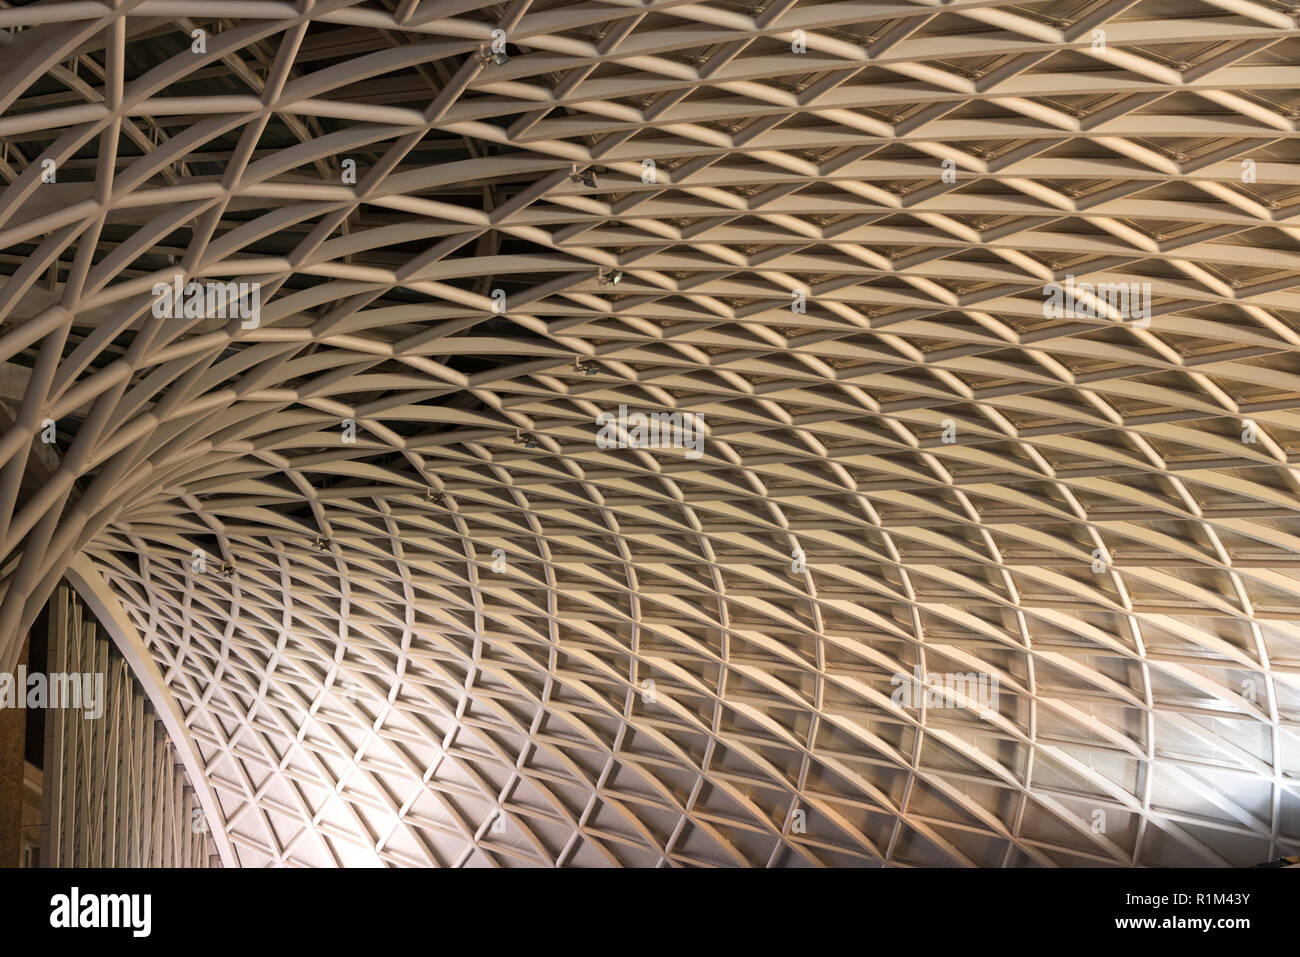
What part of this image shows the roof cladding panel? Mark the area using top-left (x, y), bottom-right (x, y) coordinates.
top-left (0, 0), bottom-right (1298, 868)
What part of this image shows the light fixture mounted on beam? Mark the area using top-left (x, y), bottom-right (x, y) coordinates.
top-left (570, 164), bottom-right (597, 188)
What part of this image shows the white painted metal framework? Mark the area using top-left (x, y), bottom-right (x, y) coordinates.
top-left (41, 584), bottom-right (220, 868)
top-left (1, 0), bottom-right (1299, 867)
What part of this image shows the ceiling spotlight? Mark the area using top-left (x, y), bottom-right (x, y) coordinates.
top-left (599, 268), bottom-right (623, 286)
top-left (424, 487), bottom-right (446, 507)
top-left (481, 46), bottom-right (509, 66)
top-left (574, 357), bottom-right (598, 375)
top-left (570, 164), bottom-right (597, 188)
top-left (514, 429), bottom-right (540, 449)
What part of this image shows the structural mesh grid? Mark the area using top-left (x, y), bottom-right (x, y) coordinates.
top-left (0, 0), bottom-right (1298, 867)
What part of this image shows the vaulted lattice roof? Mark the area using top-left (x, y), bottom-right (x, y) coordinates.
top-left (2, 0), bottom-right (1300, 867)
